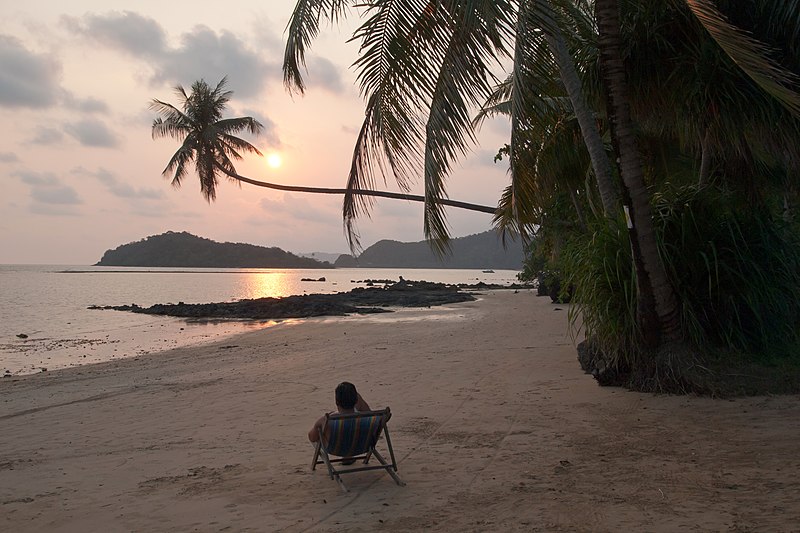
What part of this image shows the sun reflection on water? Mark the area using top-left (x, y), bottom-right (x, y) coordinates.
top-left (239, 271), bottom-right (302, 300)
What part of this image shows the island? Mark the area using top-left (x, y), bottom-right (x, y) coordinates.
top-left (95, 231), bottom-right (332, 268)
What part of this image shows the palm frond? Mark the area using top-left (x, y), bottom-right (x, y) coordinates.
top-left (219, 133), bottom-right (264, 157)
top-left (473, 75), bottom-right (514, 127)
top-left (162, 141), bottom-right (196, 187)
top-left (342, 1), bottom-right (440, 251)
top-left (215, 117), bottom-right (264, 136)
top-left (150, 100), bottom-right (193, 140)
top-left (685, 0), bottom-right (800, 115)
top-left (284, 0), bottom-right (353, 93)
top-left (350, 0), bottom-right (435, 187)
top-left (151, 117), bottom-right (192, 141)
top-left (343, 94), bottom-right (384, 251)
top-left (506, 0), bottom-right (569, 238)
top-left (421, 0), bottom-right (515, 254)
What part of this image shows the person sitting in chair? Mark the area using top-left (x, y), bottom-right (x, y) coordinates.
top-left (308, 381), bottom-right (371, 443)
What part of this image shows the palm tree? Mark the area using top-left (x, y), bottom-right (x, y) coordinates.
top-left (282, 0), bottom-right (800, 386)
top-left (594, 0), bottom-right (682, 354)
top-left (151, 77), bottom-right (263, 202)
top-left (284, 0), bottom-right (620, 251)
top-left (594, 0), bottom-right (800, 352)
top-left (150, 77), bottom-right (496, 224)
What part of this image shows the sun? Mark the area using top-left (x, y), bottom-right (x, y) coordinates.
top-left (266, 153), bottom-right (283, 169)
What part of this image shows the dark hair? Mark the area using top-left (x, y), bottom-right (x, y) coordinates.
top-left (335, 382), bottom-right (358, 409)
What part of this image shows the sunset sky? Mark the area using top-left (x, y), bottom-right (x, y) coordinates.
top-left (1, 1), bottom-right (511, 264)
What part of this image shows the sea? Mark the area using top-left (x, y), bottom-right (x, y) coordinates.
top-left (0, 265), bottom-right (521, 376)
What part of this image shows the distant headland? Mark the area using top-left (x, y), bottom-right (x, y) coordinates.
top-left (95, 231), bottom-right (332, 269)
top-left (95, 230), bottom-right (524, 269)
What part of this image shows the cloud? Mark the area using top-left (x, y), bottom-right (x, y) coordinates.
top-left (0, 35), bottom-right (62, 109)
top-left (154, 26), bottom-right (275, 98)
top-left (341, 124), bottom-right (360, 136)
top-left (61, 11), bottom-right (166, 58)
top-left (29, 203), bottom-right (81, 216)
top-left (0, 152), bottom-right (18, 163)
top-left (0, 34), bottom-right (112, 116)
top-left (64, 13), bottom-right (275, 99)
top-left (17, 170), bottom-right (60, 186)
top-left (31, 185), bottom-right (82, 205)
top-left (64, 119), bottom-right (120, 148)
top-left (259, 194), bottom-right (338, 223)
top-left (29, 127), bottom-right (65, 146)
top-left (73, 167), bottom-right (164, 199)
top-left (15, 169), bottom-right (83, 212)
top-left (306, 56), bottom-right (346, 94)
top-left (62, 93), bottom-right (109, 113)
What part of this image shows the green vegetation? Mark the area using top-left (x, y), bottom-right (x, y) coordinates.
top-left (284, 1), bottom-right (800, 394)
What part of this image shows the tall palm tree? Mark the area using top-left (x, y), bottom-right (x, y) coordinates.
top-left (283, 0), bottom-right (800, 379)
top-left (595, 0), bottom-right (682, 351)
top-left (594, 0), bottom-right (800, 351)
top-left (150, 77), bottom-right (496, 219)
top-left (284, 0), bottom-right (620, 251)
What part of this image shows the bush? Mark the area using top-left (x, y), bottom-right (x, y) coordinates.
top-left (561, 185), bottom-right (800, 388)
top-left (655, 185), bottom-right (800, 359)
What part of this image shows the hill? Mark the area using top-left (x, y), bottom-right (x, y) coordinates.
top-left (95, 231), bottom-right (332, 268)
top-left (334, 230), bottom-right (524, 269)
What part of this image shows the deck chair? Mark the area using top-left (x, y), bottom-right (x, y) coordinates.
top-left (311, 407), bottom-right (404, 492)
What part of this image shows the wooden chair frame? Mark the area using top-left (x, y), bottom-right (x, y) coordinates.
top-left (311, 407), bottom-right (404, 492)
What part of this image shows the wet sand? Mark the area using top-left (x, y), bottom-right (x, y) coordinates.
top-left (1, 291), bottom-right (799, 532)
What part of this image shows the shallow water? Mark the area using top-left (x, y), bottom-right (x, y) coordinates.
top-left (0, 265), bottom-right (520, 375)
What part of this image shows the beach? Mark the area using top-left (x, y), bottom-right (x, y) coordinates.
top-left (2, 290), bottom-right (799, 532)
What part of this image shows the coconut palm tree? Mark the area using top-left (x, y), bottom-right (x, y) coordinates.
top-left (151, 77), bottom-right (263, 202)
top-left (283, 0), bottom-right (800, 386)
top-left (284, 1), bottom-right (625, 251)
top-left (150, 77), bottom-right (496, 219)
top-left (594, 0), bottom-right (800, 352)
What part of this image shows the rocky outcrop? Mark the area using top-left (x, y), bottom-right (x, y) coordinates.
top-left (90, 280), bottom-right (480, 320)
top-left (576, 339), bottom-right (630, 387)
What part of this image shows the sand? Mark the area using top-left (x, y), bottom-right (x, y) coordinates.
top-left (1, 290), bottom-right (799, 532)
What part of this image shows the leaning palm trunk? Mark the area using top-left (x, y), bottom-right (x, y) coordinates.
top-left (218, 165), bottom-right (497, 214)
top-left (541, 5), bottom-right (618, 216)
top-left (595, 0), bottom-right (683, 349)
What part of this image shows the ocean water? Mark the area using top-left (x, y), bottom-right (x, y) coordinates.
top-left (0, 265), bottom-right (521, 376)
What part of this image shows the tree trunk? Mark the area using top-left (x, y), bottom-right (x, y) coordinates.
top-left (542, 8), bottom-right (619, 216)
top-left (218, 166), bottom-right (498, 214)
top-left (595, 0), bottom-right (683, 345)
top-left (569, 188), bottom-right (588, 231)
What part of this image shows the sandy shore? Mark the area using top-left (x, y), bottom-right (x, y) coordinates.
top-left (2, 291), bottom-right (799, 532)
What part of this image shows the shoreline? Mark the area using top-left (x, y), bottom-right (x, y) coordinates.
top-left (2, 291), bottom-right (799, 531)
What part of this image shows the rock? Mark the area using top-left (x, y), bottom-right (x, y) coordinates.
top-left (16, 333), bottom-right (28, 339)
top-left (576, 339), bottom-right (629, 387)
top-left (90, 280), bottom-right (476, 320)
top-left (536, 273), bottom-right (549, 297)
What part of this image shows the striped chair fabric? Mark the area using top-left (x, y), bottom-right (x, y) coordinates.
top-left (323, 413), bottom-right (383, 457)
